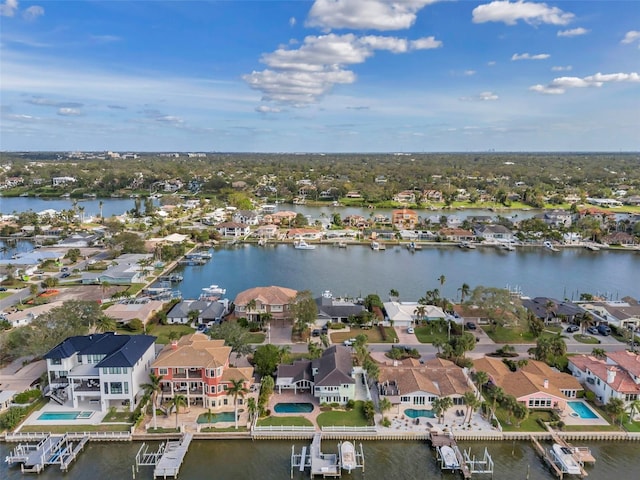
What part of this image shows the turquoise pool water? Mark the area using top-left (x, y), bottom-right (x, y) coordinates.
top-left (568, 401), bottom-right (598, 419)
top-left (38, 411), bottom-right (93, 420)
top-left (274, 402), bottom-right (314, 413)
top-left (404, 409), bottom-right (436, 419)
top-left (196, 411), bottom-right (236, 423)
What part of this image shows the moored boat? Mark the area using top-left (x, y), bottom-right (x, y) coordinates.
top-left (440, 446), bottom-right (460, 470)
top-left (201, 284), bottom-right (226, 296)
top-left (294, 239), bottom-right (316, 250)
top-left (340, 441), bottom-right (357, 473)
top-left (552, 443), bottom-right (581, 475)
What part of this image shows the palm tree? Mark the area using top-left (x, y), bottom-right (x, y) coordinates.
top-left (474, 371), bottom-right (489, 400)
top-left (389, 288), bottom-right (399, 300)
top-left (247, 397), bottom-right (258, 424)
top-left (170, 394), bottom-right (187, 429)
top-left (513, 402), bottom-right (529, 427)
top-left (95, 316), bottom-right (116, 333)
top-left (432, 396), bottom-right (453, 424)
top-left (379, 397), bottom-right (392, 415)
top-left (591, 348), bottom-right (606, 360)
top-left (579, 312), bottom-right (593, 334)
top-left (307, 341), bottom-right (323, 360)
top-left (463, 390), bottom-right (478, 424)
top-left (413, 305), bottom-right (426, 325)
top-left (626, 399), bottom-right (640, 423)
top-left (487, 386), bottom-right (505, 420)
top-left (501, 395), bottom-right (519, 425)
top-left (606, 397), bottom-right (626, 426)
top-left (141, 372), bottom-right (163, 430)
top-left (100, 280), bottom-right (111, 299)
top-left (458, 283), bottom-right (470, 303)
top-left (246, 299), bottom-right (257, 321)
top-left (203, 408), bottom-right (216, 428)
top-left (226, 379), bottom-right (249, 429)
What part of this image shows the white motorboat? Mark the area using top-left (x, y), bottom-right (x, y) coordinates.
top-left (294, 239), bottom-right (316, 250)
top-left (459, 241), bottom-right (476, 249)
top-left (440, 446), bottom-right (460, 470)
top-left (201, 284), bottom-right (226, 296)
top-left (501, 243), bottom-right (516, 251)
top-left (340, 441), bottom-right (357, 473)
top-left (544, 241), bottom-right (560, 252)
top-left (370, 241), bottom-right (380, 251)
top-left (552, 444), bottom-right (581, 475)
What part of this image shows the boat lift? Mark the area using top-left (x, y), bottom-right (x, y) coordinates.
top-left (291, 433), bottom-right (365, 478)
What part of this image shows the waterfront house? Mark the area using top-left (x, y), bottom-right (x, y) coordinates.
top-left (151, 333), bottom-right (253, 409)
top-left (44, 332), bottom-right (157, 412)
top-left (315, 291), bottom-right (365, 326)
top-left (383, 301), bottom-right (446, 328)
top-left (579, 298), bottom-right (640, 331)
top-left (81, 253), bottom-right (150, 285)
top-left (234, 285), bottom-right (298, 322)
top-left (473, 357), bottom-right (582, 411)
top-left (393, 191), bottom-right (416, 204)
top-left (255, 224), bottom-right (279, 239)
top-left (287, 228), bottom-right (323, 240)
top-left (166, 299), bottom-right (228, 326)
top-left (275, 345), bottom-right (356, 405)
top-left (215, 221), bottom-right (250, 238)
top-left (377, 358), bottom-right (474, 408)
top-left (233, 210), bottom-right (261, 226)
top-left (438, 228), bottom-right (475, 243)
top-left (392, 208), bottom-right (418, 229)
top-left (104, 299), bottom-right (164, 327)
top-left (568, 351), bottom-right (640, 415)
top-left (475, 224), bottom-right (515, 244)
top-left (535, 209), bottom-right (573, 228)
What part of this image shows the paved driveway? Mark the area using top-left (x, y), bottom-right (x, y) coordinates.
top-left (394, 326), bottom-right (420, 345)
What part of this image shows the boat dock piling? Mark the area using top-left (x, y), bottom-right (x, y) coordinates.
top-left (4, 433), bottom-right (89, 474)
top-left (132, 433), bottom-right (192, 479)
top-left (530, 435), bottom-right (591, 479)
top-left (429, 431), bottom-right (493, 479)
top-left (291, 433), bottom-right (365, 478)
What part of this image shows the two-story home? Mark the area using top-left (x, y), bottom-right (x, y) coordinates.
top-left (315, 291), bottom-right (365, 326)
top-left (393, 191), bottom-right (416, 204)
top-left (44, 332), bottom-right (157, 412)
top-left (568, 351), bottom-right (640, 415)
top-left (234, 285), bottom-right (298, 322)
top-left (391, 208), bottom-right (419, 229)
top-left (215, 222), bottom-right (251, 238)
top-left (275, 345), bottom-right (356, 405)
top-left (475, 224), bottom-right (515, 244)
top-left (233, 210), bottom-right (261, 226)
top-left (151, 333), bottom-right (253, 409)
top-left (473, 357), bottom-right (582, 411)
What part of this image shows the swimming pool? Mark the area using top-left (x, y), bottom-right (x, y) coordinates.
top-left (274, 402), bottom-right (314, 413)
top-left (38, 411), bottom-right (94, 420)
top-left (568, 401), bottom-right (598, 419)
top-left (196, 411), bottom-right (237, 423)
top-left (404, 409), bottom-right (436, 419)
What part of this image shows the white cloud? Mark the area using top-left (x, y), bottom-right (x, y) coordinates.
top-left (256, 105), bottom-right (282, 113)
top-left (0, 0), bottom-right (18, 17)
top-left (460, 91), bottom-right (499, 101)
top-left (479, 91), bottom-right (499, 101)
top-left (244, 33), bottom-right (441, 106)
top-left (551, 65), bottom-right (572, 72)
top-left (464, 70), bottom-right (476, 76)
top-left (487, 61), bottom-right (496, 66)
top-left (621, 30), bottom-right (640, 47)
top-left (23, 5), bottom-right (44, 20)
top-left (472, 1), bottom-right (574, 26)
top-left (557, 27), bottom-right (588, 37)
top-left (289, 17), bottom-right (296, 27)
top-left (306, 0), bottom-right (438, 31)
top-left (530, 71), bottom-right (640, 94)
top-left (511, 53), bottom-right (550, 61)
top-left (58, 107), bottom-right (81, 116)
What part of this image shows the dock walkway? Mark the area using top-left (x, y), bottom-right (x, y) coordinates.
top-left (153, 433), bottom-right (193, 479)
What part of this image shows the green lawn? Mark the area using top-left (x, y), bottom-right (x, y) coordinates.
top-left (200, 426), bottom-right (247, 432)
top-left (573, 334), bottom-right (601, 344)
top-left (257, 416), bottom-right (313, 427)
top-left (247, 332), bottom-right (266, 343)
top-left (0, 292), bottom-right (11, 300)
top-left (330, 327), bottom-right (398, 344)
top-left (414, 325), bottom-right (449, 344)
top-left (102, 411), bottom-right (132, 423)
top-left (494, 408), bottom-right (552, 432)
top-left (316, 401), bottom-right (370, 427)
top-left (151, 324), bottom-right (197, 344)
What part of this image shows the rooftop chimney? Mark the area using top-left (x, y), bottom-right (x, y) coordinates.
top-left (171, 340), bottom-right (178, 350)
top-left (607, 367), bottom-right (617, 384)
top-left (543, 379), bottom-right (549, 389)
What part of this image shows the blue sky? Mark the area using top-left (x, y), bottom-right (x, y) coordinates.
top-left (1, 0), bottom-right (638, 152)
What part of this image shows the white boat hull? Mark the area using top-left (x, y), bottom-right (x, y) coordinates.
top-left (440, 446), bottom-right (459, 469)
top-left (340, 441), bottom-right (357, 472)
top-left (552, 444), bottom-right (581, 475)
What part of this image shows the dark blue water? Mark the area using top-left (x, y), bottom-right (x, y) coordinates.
top-left (173, 244), bottom-right (639, 302)
top-left (0, 196), bottom-right (137, 218)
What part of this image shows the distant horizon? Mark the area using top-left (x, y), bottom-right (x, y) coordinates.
top-left (2, 1), bottom-right (638, 151)
top-left (2, 150), bottom-right (639, 155)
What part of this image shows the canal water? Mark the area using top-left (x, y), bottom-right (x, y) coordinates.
top-left (1, 439), bottom-right (639, 480)
top-left (173, 244), bottom-right (640, 302)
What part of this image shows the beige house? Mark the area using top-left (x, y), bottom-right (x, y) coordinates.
top-left (234, 285), bottom-right (298, 321)
top-left (378, 358), bottom-right (474, 408)
top-left (473, 357), bottom-right (582, 411)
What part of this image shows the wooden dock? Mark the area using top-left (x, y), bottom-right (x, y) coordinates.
top-left (153, 433), bottom-right (193, 479)
top-left (429, 431), bottom-right (494, 479)
top-left (290, 433), bottom-right (365, 478)
top-left (4, 433), bottom-right (89, 474)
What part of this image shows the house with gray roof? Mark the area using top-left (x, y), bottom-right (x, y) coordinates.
top-left (521, 297), bottom-right (584, 324)
top-left (475, 224), bottom-right (514, 244)
top-left (44, 332), bottom-right (156, 412)
top-left (275, 345), bottom-right (356, 405)
top-left (166, 299), bottom-right (228, 325)
top-left (315, 291), bottom-right (365, 326)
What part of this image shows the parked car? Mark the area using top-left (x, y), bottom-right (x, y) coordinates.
top-left (587, 326), bottom-right (599, 335)
top-left (61, 272), bottom-right (71, 278)
top-left (465, 322), bottom-right (477, 330)
top-left (321, 324), bottom-right (329, 333)
top-left (597, 324), bottom-right (611, 336)
top-left (407, 327), bottom-right (415, 334)
top-left (0, 287), bottom-right (7, 292)
top-left (566, 325), bottom-right (579, 333)
top-left (61, 267), bottom-right (69, 272)
top-left (312, 329), bottom-right (321, 337)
